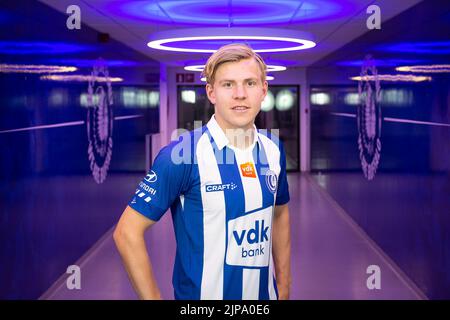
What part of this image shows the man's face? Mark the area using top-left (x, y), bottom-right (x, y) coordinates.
top-left (206, 58), bottom-right (268, 131)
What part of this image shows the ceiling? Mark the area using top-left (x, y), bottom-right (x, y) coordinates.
top-left (38, 0), bottom-right (423, 68)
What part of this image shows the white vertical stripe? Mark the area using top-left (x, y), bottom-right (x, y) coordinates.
top-left (257, 134), bottom-right (281, 300)
top-left (233, 147), bottom-right (262, 212)
top-left (268, 254), bottom-right (277, 300)
top-left (242, 268), bottom-right (260, 300)
top-left (257, 134), bottom-right (281, 177)
top-left (197, 133), bottom-right (225, 300)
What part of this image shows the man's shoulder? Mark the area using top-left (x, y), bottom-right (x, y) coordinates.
top-left (257, 129), bottom-right (284, 152)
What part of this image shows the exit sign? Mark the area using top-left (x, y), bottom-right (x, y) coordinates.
top-left (176, 73), bottom-right (195, 83)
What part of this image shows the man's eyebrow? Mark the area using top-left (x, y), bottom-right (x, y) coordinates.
top-left (219, 78), bottom-right (258, 83)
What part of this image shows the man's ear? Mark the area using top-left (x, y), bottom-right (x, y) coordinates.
top-left (206, 83), bottom-right (216, 105)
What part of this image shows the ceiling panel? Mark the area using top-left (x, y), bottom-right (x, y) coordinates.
top-left (38, 0), bottom-right (423, 67)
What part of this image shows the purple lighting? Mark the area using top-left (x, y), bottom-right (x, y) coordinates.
top-left (375, 41), bottom-right (450, 55)
top-left (0, 41), bottom-right (94, 55)
top-left (105, 0), bottom-right (353, 26)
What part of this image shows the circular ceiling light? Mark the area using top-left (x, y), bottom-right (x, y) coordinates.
top-left (200, 75), bottom-right (273, 81)
top-left (148, 28), bottom-right (316, 53)
top-left (184, 64), bottom-right (286, 72)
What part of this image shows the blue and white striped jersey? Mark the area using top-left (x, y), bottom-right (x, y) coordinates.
top-left (129, 115), bottom-right (290, 300)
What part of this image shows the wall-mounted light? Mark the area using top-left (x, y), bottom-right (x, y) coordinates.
top-left (396, 64), bottom-right (450, 73)
top-left (350, 74), bottom-right (431, 82)
top-left (40, 75), bottom-right (123, 82)
top-left (0, 64), bottom-right (77, 74)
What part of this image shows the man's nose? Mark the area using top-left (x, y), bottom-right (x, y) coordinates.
top-left (233, 84), bottom-right (247, 99)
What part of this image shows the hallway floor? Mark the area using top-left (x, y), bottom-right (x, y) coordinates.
top-left (41, 173), bottom-right (425, 300)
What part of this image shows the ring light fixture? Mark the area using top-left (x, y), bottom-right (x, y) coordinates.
top-left (148, 28), bottom-right (316, 53)
top-left (184, 64), bottom-right (286, 72)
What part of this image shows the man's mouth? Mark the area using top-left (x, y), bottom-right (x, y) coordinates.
top-left (232, 106), bottom-right (250, 111)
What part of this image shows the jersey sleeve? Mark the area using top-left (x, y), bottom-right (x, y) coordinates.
top-left (275, 140), bottom-right (290, 206)
top-left (128, 142), bottom-right (190, 221)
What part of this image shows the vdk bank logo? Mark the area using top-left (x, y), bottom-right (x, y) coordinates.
top-left (226, 206), bottom-right (272, 267)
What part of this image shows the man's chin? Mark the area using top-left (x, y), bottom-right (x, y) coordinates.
top-left (229, 120), bottom-right (254, 130)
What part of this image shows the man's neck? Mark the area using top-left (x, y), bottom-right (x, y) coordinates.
top-left (224, 128), bottom-right (255, 150)
top-left (214, 116), bottom-right (255, 150)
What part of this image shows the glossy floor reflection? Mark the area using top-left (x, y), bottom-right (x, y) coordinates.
top-left (41, 173), bottom-right (426, 300)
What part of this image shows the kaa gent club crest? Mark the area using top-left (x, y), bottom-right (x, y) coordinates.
top-left (357, 55), bottom-right (382, 180)
top-left (87, 58), bottom-right (113, 184)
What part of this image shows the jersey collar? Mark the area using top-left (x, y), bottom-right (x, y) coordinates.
top-left (206, 114), bottom-right (259, 151)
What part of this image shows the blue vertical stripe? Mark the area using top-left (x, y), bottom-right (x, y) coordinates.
top-left (207, 131), bottom-right (246, 299)
top-left (173, 128), bottom-right (206, 299)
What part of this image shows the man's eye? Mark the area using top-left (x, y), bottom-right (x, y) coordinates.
top-left (223, 82), bottom-right (232, 88)
top-left (248, 81), bottom-right (256, 86)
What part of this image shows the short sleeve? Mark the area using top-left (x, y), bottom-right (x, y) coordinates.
top-left (275, 140), bottom-right (290, 206)
top-left (128, 143), bottom-right (190, 221)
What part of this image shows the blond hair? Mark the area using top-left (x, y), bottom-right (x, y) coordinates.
top-left (202, 43), bottom-right (267, 85)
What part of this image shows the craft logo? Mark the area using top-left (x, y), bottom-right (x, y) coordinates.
top-left (205, 182), bottom-right (237, 192)
top-left (357, 55), bottom-right (382, 180)
top-left (87, 58), bottom-right (113, 184)
top-left (240, 162), bottom-right (257, 178)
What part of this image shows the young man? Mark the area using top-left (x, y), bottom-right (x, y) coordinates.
top-left (114, 43), bottom-right (291, 300)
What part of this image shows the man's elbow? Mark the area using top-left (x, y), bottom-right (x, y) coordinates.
top-left (113, 224), bottom-right (125, 248)
top-left (113, 223), bottom-right (134, 249)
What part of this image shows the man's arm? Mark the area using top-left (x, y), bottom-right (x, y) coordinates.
top-left (272, 203), bottom-right (291, 300)
top-left (113, 205), bottom-right (162, 300)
